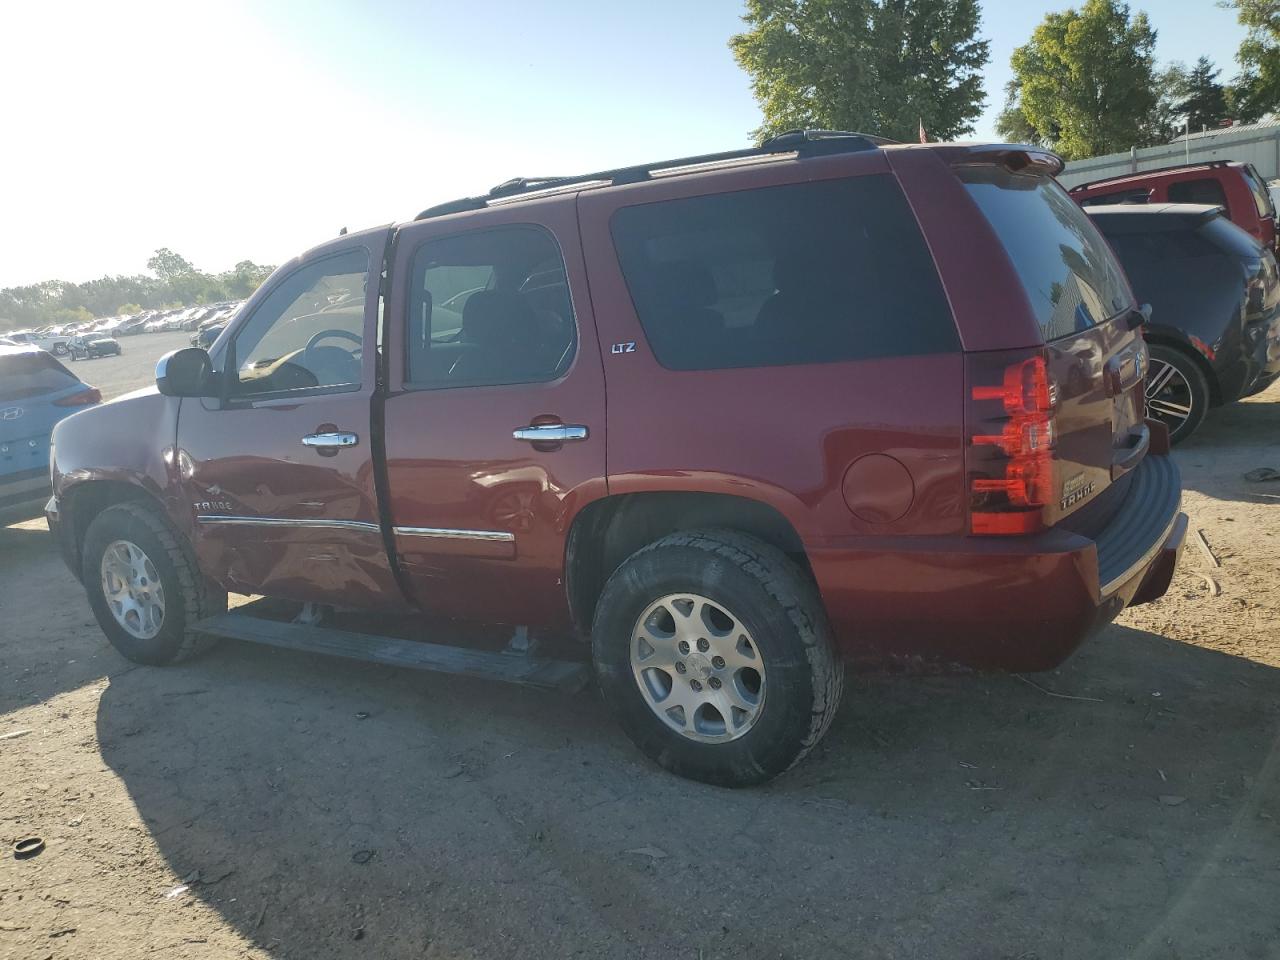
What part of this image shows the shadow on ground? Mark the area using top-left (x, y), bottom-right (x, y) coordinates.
top-left (1176, 389), bottom-right (1280, 503)
top-left (0, 520), bottom-right (123, 715)
top-left (94, 623), bottom-right (1280, 960)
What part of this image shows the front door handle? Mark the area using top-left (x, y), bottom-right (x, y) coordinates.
top-left (302, 432), bottom-right (359, 449)
top-left (512, 424), bottom-right (589, 443)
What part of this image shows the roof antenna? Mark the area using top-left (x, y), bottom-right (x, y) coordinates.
top-left (339, 226), bottom-right (348, 236)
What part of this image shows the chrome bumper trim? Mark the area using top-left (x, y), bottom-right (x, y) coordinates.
top-left (1100, 510), bottom-right (1180, 597)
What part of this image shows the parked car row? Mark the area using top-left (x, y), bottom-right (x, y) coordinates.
top-left (1, 301), bottom-right (245, 356)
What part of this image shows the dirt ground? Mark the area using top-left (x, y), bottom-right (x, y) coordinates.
top-left (2, 375), bottom-right (1278, 959)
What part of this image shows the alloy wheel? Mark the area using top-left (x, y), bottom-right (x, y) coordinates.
top-left (630, 593), bottom-right (766, 743)
top-left (100, 539), bottom-right (166, 640)
top-left (1145, 356), bottom-right (1195, 433)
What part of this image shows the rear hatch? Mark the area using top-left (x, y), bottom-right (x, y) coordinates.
top-left (957, 166), bottom-right (1147, 537)
top-left (0, 350), bottom-right (99, 481)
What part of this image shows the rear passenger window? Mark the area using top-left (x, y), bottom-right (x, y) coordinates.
top-left (1167, 178), bottom-right (1228, 208)
top-left (1103, 229), bottom-right (1219, 263)
top-left (406, 227), bottom-right (576, 388)
top-left (961, 167), bottom-right (1131, 341)
top-left (609, 175), bottom-right (958, 371)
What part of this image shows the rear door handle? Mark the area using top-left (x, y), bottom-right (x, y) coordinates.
top-left (302, 432), bottom-right (359, 449)
top-left (512, 424), bottom-right (589, 443)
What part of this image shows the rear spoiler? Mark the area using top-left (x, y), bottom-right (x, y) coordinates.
top-left (932, 144), bottom-right (1065, 177)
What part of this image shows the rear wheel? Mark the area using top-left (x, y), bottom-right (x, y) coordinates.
top-left (591, 529), bottom-right (843, 787)
top-left (52, 342), bottom-right (68, 356)
top-left (82, 502), bottom-right (226, 665)
top-left (1146, 344), bottom-right (1210, 444)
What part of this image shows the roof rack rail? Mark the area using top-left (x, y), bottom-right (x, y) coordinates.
top-left (1068, 158), bottom-right (1233, 192)
top-left (413, 129), bottom-right (892, 221)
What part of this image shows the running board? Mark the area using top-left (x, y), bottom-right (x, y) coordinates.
top-left (192, 612), bottom-right (592, 693)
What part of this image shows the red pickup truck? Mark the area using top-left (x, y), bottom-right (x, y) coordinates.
top-left (47, 132), bottom-right (1187, 785)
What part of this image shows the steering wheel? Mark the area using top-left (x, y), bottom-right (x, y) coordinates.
top-left (301, 329), bottom-right (362, 385)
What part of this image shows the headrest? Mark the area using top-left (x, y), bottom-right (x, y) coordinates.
top-left (461, 290), bottom-right (538, 346)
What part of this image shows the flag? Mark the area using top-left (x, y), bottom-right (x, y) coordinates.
top-left (918, 118), bottom-right (927, 144)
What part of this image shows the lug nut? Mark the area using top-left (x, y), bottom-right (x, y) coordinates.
top-left (697, 638), bottom-right (709, 652)
top-left (675, 661), bottom-right (687, 674)
top-left (678, 640), bottom-right (690, 654)
top-left (690, 679), bottom-right (703, 692)
top-left (712, 656), bottom-right (725, 669)
top-left (709, 676), bottom-right (722, 689)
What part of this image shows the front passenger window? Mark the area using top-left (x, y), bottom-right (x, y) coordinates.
top-left (406, 226), bottom-right (576, 388)
top-left (229, 250), bottom-right (369, 396)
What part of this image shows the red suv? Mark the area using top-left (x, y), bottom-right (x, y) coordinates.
top-left (1070, 160), bottom-right (1278, 251)
top-left (47, 132), bottom-right (1187, 785)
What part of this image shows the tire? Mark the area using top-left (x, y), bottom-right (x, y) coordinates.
top-left (1146, 344), bottom-right (1210, 444)
top-left (591, 528), bottom-right (843, 787)
top-left (52, 342), bottom-right (68, 356)
top-left (81, 502), bottom-right (226, 665)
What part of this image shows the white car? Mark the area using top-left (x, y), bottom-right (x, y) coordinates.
top-left (6, 330), bottom-right (70, 356)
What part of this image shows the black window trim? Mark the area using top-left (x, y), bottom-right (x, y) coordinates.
top-left (218, 248), bottom-right (374, 405)
top-left (400, 222), bottom-right (580, 393)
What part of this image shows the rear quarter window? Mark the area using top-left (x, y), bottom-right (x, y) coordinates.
top-left (1167, 177), bottom-right (1229, 208)
top-left (961, 167), bottom-right (1131, 341)
top-left (609, 175), bottom-right (959, 371)
top-left (0, 352), bottom-right (78, 401)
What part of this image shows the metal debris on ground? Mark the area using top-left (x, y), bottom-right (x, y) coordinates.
top-left (1243, 467), bottom-right (1280, 482)
top-left (1194, 529), bottom-right (1220, 568)
top-left (1158, 795), bottom-right (1187, 806)
top-left (625, 845), bottom-right (669, 859)
top-left (351, 849), bottom-right (375, 864)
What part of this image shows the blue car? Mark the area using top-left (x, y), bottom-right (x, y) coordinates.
top-left (0, 345), bottom-right (100, 521)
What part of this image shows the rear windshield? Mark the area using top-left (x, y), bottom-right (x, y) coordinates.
top-left (1199, 214), bottom-right (1265, 259)
top-left (610, 174), bottom-right (959, 371)
top-left (1241, 165), bottom-right (1275, 219)
top-left (0, 351), bottom-right (78, 401)
top-left (961, 167), bottom-right (1131, 341)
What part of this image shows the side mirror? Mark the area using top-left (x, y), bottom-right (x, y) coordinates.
top-left (156, 348), bottom-right (215, 397)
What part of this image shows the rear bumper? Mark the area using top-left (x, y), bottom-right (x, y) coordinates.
top-left (808, 451), bottom-right (1186, 672)
top-left (0, 466), bottom-right (53, 521)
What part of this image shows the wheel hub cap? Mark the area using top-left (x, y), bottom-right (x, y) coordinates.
top-left (100, 539), bottom-right (166, 640)
top-left (629, 593), bottom-right (766, 744)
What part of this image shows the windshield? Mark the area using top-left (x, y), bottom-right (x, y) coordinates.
top-left (960, 167), bottom-right (1132, 340)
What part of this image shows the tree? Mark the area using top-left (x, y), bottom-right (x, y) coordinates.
top-left (117, 303), bottom-right (143, 316)
top-left (1224, 0), bottom-right (1280, 122)
top-left (998, 0), bottom-right (1158, 160)
top-left (146, 248), bottom-right (196, 283)
top-left (1177, 57), bottom-right (1229, 131)
top-left (730, 0), bottom-right (990, 143)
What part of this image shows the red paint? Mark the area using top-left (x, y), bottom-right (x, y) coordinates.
top-left (47, 142), bottom-right (1187, 672)
top-left (1069, 160), bottom-right (1278, 251)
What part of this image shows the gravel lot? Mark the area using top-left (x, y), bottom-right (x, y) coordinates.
top-left (1, 335), bottom-right (1278, 960)
top-left (65, 330), bottom-right (198, 401)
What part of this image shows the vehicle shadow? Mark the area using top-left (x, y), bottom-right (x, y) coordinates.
top-left (95, 623), bottom-right (1280, 960)
top-left (0, 519), bottom-right (123, 717)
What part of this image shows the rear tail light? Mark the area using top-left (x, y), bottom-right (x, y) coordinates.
top-left (967, 351), bottom-right (1058, 535)
top-left (54, 387), bottom-right (102, 407)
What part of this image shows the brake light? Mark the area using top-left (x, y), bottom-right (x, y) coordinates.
top-left (967, 352), bottom-right (1058, 535)
top-left (54, 387), bottom-right (101, 407)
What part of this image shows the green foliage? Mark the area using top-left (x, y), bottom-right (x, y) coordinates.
top-left (998, 0), bottom-right (1159, 159)
top-left (1178, 57), bottom-right (1229, 131)
top-left (730, 0), bottom-right (990, 143)
top-left (0, 249), bottom-right (275, 331)
top-left (1224, 0), bottom-right (1280, 122)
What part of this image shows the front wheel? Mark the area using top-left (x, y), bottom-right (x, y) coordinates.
top-left (1146, 344), bottom-right (1210, 444)
top-left (592, 529), bottom-right (843, 787)
top-left (82, 502), bottom-right (226, 665)
top-left (52, 342), bottom-right (68, 356)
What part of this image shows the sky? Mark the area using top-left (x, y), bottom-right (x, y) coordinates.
top-left (0, 0), bottom-right (1249, 290)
